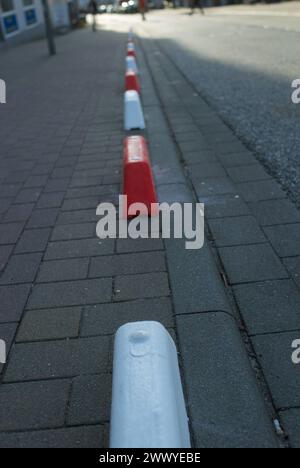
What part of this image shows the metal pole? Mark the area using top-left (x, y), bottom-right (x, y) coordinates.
top-left (41, 0), bottom-right (56, 56)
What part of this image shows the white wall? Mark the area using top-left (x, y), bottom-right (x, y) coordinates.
top-left (48, 0), bottom-right (70, 28)
top-left (0, 0), bottom-right (71, 41)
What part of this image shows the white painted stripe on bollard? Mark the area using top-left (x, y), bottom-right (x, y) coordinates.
top-left (124, 90), bottom-right (146, 131)
top-left (128, 30), bottom-right (134, 41)
top-left (110, 321), bottom-right (191, 448)
top-left (126, 56), bottom-right (138, 74)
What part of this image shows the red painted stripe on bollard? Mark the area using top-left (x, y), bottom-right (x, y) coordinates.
top-left (123, 136), bottom-right (158, 218)
top-left (125, 70), bottom-right (141, 94)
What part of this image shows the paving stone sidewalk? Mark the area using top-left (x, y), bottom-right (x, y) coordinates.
top-left (0, 27), bottom-right (174, 447)
top-left (0, 21), bottom-right (298, 449)
top-left (136, 26), bottom-right (300, 448)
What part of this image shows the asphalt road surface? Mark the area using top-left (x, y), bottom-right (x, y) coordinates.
top-left (102, 7), bottom-right (300, 206)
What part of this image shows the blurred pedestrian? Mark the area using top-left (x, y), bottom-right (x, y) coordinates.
top-left (89, 0), bottom-right (98, 31)
top-left (139, 0), bottom-right (147, 21)
top-left (189, 0), bottom-right (204, 15)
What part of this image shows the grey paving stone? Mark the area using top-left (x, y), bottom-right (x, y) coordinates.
top-left (3, 204), bottom-right (34, 222)
top-left (66, 184), bottom-right (119, 199)
top-left (234, 280), bottom-right (300, 335)
top-left (248, 199), bottom-right (300, 226)
top-left (0, 198), bottom-right (13, 215)
top-left (28, 278), bottom-right (112, 309)
top-left (213, 141), bottom-right (248, 155)
top-left (27, 208), bottom-right (59, 228)
top-left (24, 175), bottom-right (49, 188)
top-left (51, 223), bottom-right (96, 241)
top-left (0, 284), bottom-right (31, 322)
top-left (69, 177), bottom-right (103, 189)
top-left (176, 131), bottom-right (208, 143)
top-left (0, 425), bottom-right (104, 448)
top-left (81, 297), bottom-right (174, 336)
top-left (57, 209), bottom-right (97, 225)
top-left (15, 228), bottom-right (51, 253)
top-left (0, 253), bottom-right (42, 285)
top-left (204, 131), bottom-right (236, 144)
top-left (172, 124), bottom-right (198, 134)
top-left (5, 171), bottom-right (31, 184)
top-left (195, 177), bottom-right (236, 199)
top-left (252, 331), bottom-right (300, 409)
top-left (32, 163), bottom-right (55, 176)
top-left (280, 409), bottom-right (300, 448)
top-left (76, 161), bottom-right (107, 170)
top-left (0, 245), bottom-right (14, 271)
top-left (237, 180), bottom-right (286, 202)
top-left (188, 162), bottom-right (227, 180)
top-left (116, 238), bottom-right (164, 253)
top-left (217, 152), bottom-right (257, 168)
top-left (263, 224), bottom-right (300, 257)
top-left (90, 251), bottom-right (166, 278)
top-left (114, 272), bottom-right (169, 301)
top-left (226, 164), bottom-right (271, 183)
top-left (0, 184), bottom-right (22, 198)
top-left (52, 167), bottom-right (74, 178)
top-left (179, 140), bottom-right (211, 153)
top-left (17, 307), bottom-right (81, 342)
top-left (73, 167), bottom-right (119, 179)
top-left (4, 336), bottom-right (110, 382)
top-left (44, 178), bottom-right (70, 193)
top-left (0, 380), bottom-right (70, 431)
top-left (177, 312), bottom-right (277, 448)
top-left (67, 374), bottom-right (111, 425)
top-left (209, 216), bottom-right (266, 247)
top-left (151, 163), bottom-right (184, 190)
top-left (15, 188), bottom-right (42, 204)
top-left (219, 244), bottom-right (289, 284)
top-left (183, 151), bottom-right (217, 165)
top-left (36, 192), bottom-right (65, 209)
top-left (283, 256), bottom-right (300, 288)
top-left (165, 238), bottom-right (231, 315)
top-left (0, 222), bottom-right (24, 245)
top-left (37, 258), bottom-right (89, 283)
top-left (45, 238), bottom-right (114, 260)
top-left (62, 196), bottom-right (110, 211)
top-left (157, 183), bottom-right (193, 204)
top-left (204, 194), bottom-right (250, 219)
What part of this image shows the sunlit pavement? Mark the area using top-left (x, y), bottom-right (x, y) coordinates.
top-left (99, 7), bottom-right (300, 205)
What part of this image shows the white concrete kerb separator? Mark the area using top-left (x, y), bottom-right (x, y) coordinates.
top-left (124, 90), bottom-right (146, 131)
top-left (110, 321), bottom-right (191, 448)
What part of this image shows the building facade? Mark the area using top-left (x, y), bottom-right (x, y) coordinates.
top-left (0, 0), bottom-right (44, 42)
top-left (0, 0), bottom-right (71, 44)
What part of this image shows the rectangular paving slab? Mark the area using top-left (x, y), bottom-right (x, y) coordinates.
top-left (177, 312), bottom-right (277, 448)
